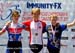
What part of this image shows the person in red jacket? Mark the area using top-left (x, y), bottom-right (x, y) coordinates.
top-left (22, 8), bottom-right (46, 53)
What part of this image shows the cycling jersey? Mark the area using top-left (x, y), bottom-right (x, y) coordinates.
top-left (1, 21), bottom-right (26, 53)
top-left (22, 20), bottom-right (46, 45)
top-left (46, 23), bottom-right (67, 49)
top-left (2, 21), bottom-right (25, 41)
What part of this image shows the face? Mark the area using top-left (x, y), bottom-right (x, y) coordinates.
top-left (32, 8), bottom-right (40, 21)
top-left (12, 13), bottom-right (20, 23)
top-left (50, 16), bottom-right (58, 26)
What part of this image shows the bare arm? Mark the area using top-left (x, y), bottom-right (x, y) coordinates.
top-left (0, 21), bottom-right (11, 35)
top-left (61, 43), bottom-right (67, 47)
top-left (0, 30), bottom-right (5, 35)
top-left (67, 19), bottom-right (75, 27)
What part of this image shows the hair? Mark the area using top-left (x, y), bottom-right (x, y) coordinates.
top-left (11, 10), bottom-right (20, 17)
top-left (31, 8), bottom-right (40, 15)
top-left (49, 14), bottom-right (58, 20)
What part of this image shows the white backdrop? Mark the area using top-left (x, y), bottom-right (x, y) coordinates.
top-left (0, 0), bottom-right (75, 53)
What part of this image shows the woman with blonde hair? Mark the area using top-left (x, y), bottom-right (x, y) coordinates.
top-left (22, 8), bottom-right (46, 53)
top-left (46, 14), bottom-right (75, 53)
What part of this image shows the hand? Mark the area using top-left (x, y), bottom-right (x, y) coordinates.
top-left (67, 19), bottom-right (75, 27)
top-left (5, 21), bottom-right (11, 26)
top-left (61, 44), bottom-right (68, 47)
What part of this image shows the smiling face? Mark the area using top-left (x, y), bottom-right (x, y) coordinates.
top-left (11, 10), bottom-right (20, 23)
top-left (50, 15), bottom-right (58, 26)
top-left (31, 8), bottom-right (40, 21)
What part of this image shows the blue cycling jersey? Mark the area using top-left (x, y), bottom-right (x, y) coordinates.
top-left (46, 23), bottom-right (67, 49)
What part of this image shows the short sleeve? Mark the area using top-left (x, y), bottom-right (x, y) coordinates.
top-left (22, 21), bottom-right (30, 31)
top-left (41, 21), bottom-right (47, 33)
top-left (60, 24), bottom-right (67, 31)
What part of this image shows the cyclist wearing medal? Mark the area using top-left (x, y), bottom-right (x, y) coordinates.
top-left (46, 15), bottom-right (75, 53)
top-left (22, 8), bottom-right (46, 53)
top-left (0, 10), bottom-right (26, 53)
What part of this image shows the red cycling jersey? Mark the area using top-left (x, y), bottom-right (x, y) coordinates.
top-left (22, 20), bottom-right (46, 45)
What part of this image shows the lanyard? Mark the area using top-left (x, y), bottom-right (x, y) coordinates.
top-left (51, 25), bottom-right (56, 43)
top-left (34, 21), bottom-right (41, 36)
